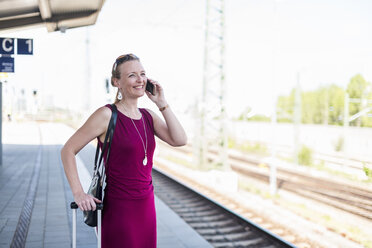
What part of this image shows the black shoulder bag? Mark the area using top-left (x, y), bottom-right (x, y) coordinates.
top-left (84, 104), bottom-right (118, 227)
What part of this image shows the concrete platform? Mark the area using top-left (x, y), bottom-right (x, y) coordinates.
top-left (0, 121), bottom-right (212, 248)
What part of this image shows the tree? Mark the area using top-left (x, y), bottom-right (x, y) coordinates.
top-left (346, 74), bottom-right (371, 127)
top-left (328, 84), bottom-right (344, 126)
top-left (301, 87), bottom-right (330, 124)
top-left (277, 90), bottom-right (295, 123)
top-left (244, 74), bottom-right (372, 127)
top-left (276, 83), bottom-right (346, 126)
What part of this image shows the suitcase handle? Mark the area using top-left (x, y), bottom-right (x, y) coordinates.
top-left (70, 202), bottom-right (103, 210)
top-left (70, 202), bottom-right (103, 248)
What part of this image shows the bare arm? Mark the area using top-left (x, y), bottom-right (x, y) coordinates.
top-left (146, 80), bottom-right (187, 146)
top-left (60, 106), bottom-right (111, 211)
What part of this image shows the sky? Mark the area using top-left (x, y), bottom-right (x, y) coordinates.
top-left (2, 0), bottom-right (372, 118)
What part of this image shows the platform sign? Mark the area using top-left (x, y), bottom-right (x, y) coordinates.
top-left (0, 37), bottom-right (33, 73)
top-left (0, 57), bottom-right (14, 72)
top-left (0, 38), bottom-right (15, 55)
top-left (17, 38), bottom-right (33, 55)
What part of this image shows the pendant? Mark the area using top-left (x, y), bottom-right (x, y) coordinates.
top-left (143, 156), bottom-right (147, 166)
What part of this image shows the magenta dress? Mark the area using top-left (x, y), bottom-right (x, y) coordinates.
top-left (98, 104), bottom-right (157, 248)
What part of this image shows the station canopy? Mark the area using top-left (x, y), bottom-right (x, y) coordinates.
top-left (0, 0), bottom-right (106, 33)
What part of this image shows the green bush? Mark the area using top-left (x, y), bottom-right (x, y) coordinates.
top-left (241, 142), bottom-right (268, 154)
top-left (228, 138), bottom-right (236, 149)
top-left (363, 165), bottom-right (372, 180)
top-left (298, 145), bottom-right (313, 166)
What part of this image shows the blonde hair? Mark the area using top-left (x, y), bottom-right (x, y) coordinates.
top-left (111, 53), bottom-right (140, 103)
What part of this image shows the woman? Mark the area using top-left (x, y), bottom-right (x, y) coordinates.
top-left (61, 53), bottom-right (187, 247)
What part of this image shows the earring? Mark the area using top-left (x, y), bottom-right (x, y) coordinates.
top-left (117, 90), bottom-right (123, 100)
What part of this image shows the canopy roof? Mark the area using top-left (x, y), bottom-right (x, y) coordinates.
top-left (0, 0), bottom-right (106, 33)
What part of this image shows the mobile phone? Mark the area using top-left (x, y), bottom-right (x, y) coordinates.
top-left (146, 79), bottom-right (155, 95)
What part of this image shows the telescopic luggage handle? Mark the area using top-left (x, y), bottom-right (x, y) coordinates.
top-left (70, 202), bottom-right (103, 210)
top-left (70, 201), bottom-right (103, 248)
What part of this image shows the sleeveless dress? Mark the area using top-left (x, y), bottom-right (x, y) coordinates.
top-left (98, 104), bottom-right (157, 248)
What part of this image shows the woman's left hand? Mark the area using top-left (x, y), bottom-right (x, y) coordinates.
top-left (145, 78), bottom-right (187, 147)
top-left (145, 79), bottom-right (168, 108)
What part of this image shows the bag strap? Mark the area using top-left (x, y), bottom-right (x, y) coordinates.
top-left (94, 142), bottom-right (100, 172)
top-left (100, 104), bottom-right (118, 188)
top-left (101, 104), bottom-right (118, 174)
top-left (93, 104), bottom-right (118, 174)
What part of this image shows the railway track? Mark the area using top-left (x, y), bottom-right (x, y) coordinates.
top-left (231, 164), bottom-right (372, 220)
top-left (159, 143), bottom-right (372, 221)
top-left (153, 168), bottom-right (297, 248)
top-left (227, 153), bottom-right (372, 220)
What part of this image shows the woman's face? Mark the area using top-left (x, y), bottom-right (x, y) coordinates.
top-left (115, 60), bottom-right (147, 98)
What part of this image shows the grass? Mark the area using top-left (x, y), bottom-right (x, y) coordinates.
top-left (278, 150), bottom-right (369, 184)
top-left (228, 138), bottom-right (269, 155)
top-left (312, 162), bottom-right (364, 182)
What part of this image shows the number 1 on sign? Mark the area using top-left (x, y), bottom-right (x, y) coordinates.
top-left (25, 39), bottom-right (32, 53)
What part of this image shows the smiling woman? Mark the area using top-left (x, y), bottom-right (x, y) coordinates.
top-left (111, 54), bottom-right (147, 103)
top-left (61, 53), bottom-right (187, 248)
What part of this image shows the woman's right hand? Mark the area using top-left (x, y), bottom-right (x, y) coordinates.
top-left (74, 191), bottom-right (102, 211)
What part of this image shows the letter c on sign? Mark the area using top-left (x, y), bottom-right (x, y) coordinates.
top-left (2, 38), bottom-right (13, 52)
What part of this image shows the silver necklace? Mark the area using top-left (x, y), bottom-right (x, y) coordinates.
top-left (130, 114), bottom-right (148, 166)
top-left (119, 102), bottom-right (148, 166)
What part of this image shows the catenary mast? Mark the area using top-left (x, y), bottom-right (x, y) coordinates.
top-left (197, 0), bottom-right (229, 170)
